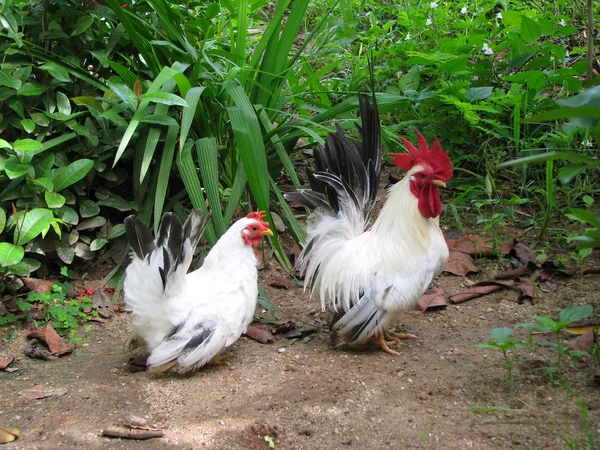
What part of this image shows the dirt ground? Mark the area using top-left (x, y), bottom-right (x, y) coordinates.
top-left (1, 254), bottom-right (599, 449)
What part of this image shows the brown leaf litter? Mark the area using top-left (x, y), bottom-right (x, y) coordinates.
top-left (25, 323), bottom-right (74, 359)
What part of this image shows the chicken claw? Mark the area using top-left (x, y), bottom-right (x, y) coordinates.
top-left (384, 329), bottom-right (417, 341)
top-left (368, 333), bottom-right (400, 356)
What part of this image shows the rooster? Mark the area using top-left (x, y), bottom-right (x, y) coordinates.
top-left (286, 95), bottom-right (453, 355)
top-left (123, 210), bottom-right (273, 373)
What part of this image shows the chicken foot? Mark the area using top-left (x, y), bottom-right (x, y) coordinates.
top-left (384, 329), bottom-right (417, 341)
top-left (368, 333), bottom-right (400, 356)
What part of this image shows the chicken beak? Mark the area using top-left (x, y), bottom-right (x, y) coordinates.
top-left (432, 179), bottom-right (447, 188)
top-left (261, 228), bottom-right (274, 237)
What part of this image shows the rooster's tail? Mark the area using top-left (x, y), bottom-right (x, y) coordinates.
top-left (329, 288), bottom-right (387, 347)
top-left (286, 61), bottom-right (381, 232)
top-left (123, 210), bottom-right (210, 315)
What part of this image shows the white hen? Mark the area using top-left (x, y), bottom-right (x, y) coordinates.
top-left (123, 210), bottom-right (273, 373)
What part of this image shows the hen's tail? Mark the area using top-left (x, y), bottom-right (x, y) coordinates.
top-left (123, 210), bottom-right (210, 316)
top-left (146, 316), bottom-right (228, 374)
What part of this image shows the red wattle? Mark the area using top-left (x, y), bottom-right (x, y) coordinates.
top-left (418, 184), bottom-right (442, 218)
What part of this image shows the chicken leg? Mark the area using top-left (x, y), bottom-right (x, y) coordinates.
top-left (368, 332), bottom-right (400, 356)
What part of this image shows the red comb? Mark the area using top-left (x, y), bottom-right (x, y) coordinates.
top-left (390, 130), bottom-right (453, 182)
top-left (246, 211), bottom-right (266, 220)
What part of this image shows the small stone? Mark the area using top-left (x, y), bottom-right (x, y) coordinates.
top-left (278, 348), bottom-right (286, 353)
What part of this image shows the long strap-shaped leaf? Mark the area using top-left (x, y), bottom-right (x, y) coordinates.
top-left (226, 84), bottom-right (269, 209)
top-left (154, 125), bottom-right (179, 233)
top-left (195, 138), bottom-right (225, 236)
top-left (257, 107), bottom-right (300, 187)
top-left (224, 166), bottom-right (248, 225)
top-left (176, 142), bottom-right (217, 245)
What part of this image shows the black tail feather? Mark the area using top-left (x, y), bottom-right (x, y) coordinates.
top-left (285, 64), bottom-right (381, 222)
top-left (125, 210), bottom-right (210, 291)
top-left (124, 216), bottom-right (155, 260)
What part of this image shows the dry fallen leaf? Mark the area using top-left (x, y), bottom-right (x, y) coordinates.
top-left (0, 356), bottom-right (14, 371)
top-left (245, 323), bottom-right (274, 344)
top-left (446, 235), bottom-right (494, 256)
top-left (443, 251), bottom-right (478, 276)
top-left (417, 288), bottom-right (448, 311)
top-left (502, 238), bottom-right (536, 265)
top-left (0, 425), bottom-right (19, 444)
top-left (92, 289), bottom-right (113, 318)
top-left (24, 339), bottom-right (56, 361)
top-left (495, 263), bottom-right (532, 280)
top-left (21, 277), bottom-right (55, 294)
top-left (267, 274), bottom-right (289, 289)
top-left (567, 330), bottom-right (596, 352)
top-left (517, 278), bottom-right (536, 303)
top-left (449, 281), bottom-right (516, 304)
top-left (18, 385), bottom-right (67, 401)
top-left (564, 324), bottom-right (600, 335)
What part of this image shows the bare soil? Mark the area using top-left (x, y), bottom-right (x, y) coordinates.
top-left (1, 259), bottom-right (599, 449)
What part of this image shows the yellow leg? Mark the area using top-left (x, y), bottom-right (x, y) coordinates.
top-left (368, 332), bottom-right (400, 356)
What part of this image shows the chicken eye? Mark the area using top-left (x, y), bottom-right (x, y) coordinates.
top-left (251, 226), bottom-right (258, 231)
top-left (419, 173), bottom-right (426, 178)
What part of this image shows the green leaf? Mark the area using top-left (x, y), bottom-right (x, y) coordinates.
top-left (196, 138), bottom-right (225, 236)
top-left (56, 92), bottom-right (72, 115)
top-left (97, 197), bottom-right (137, 211)
top-left (498, 152), bottom-right (600, 169)
top-left (20, 118), bottom-right (35, 133)
top-left (139, 115), bottom-right (179, 126)
top-left (79, 200), bottom-right (100, 217)
top-left (176, 141), bottom-right (217, 244)
top-left (55, 206), bottom-right (79, 225)
top-left (76, 216), bottom-right (106, 231)
top-left (72, 96), bottom-right (104, 112)
top-left (90, 237), bottom-right (108, 251)
top-left (14, 208), bottom-right (54, 245)
top-left (0, 242), bottom-right (24, 266)
top-left (489, 327), bottom-right (513, 344)
top-left (13, 138), bottom-right (43, 152)
top-left (139, 92), bottom-right (188, 107)
top-left (53, 159), bottom-right (94, 191)
top-left (568, 208), bottom-right (600, 228)
top-left (71, 15), bottom-right (94, 36)
top-left (154, 125), bottom-right (178, 228)
top-left (31, 177), bottom-right (54, 192)
top-left (520, 16), bottom-right (541, 44)
top-left (0, 69), bottom-right (21, 89)
top-left (0, 139), bottom-right (12, 150)
top-left (45, 191), bottom-right (66, 209)
top-left (4, 156), bottom-right (30, 179)
top-left (0, 207), bottom-right (5, 234)
top-left (179, 86), bottom-right (205, 150)
top-left (56, 239), bottom-right (75, 264)
top-left (559, 305), bottom-right (593, 324)
top-left (39, 62), bottom-right (71, 83)
top-left (17, 82), bottom-right (46, 96)
top-left (107, 223), bottom-right (126, 239)
top-left (6, 257), bottom-right (40, 276)
top-left (465, 87), bottom-right (493, 102)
